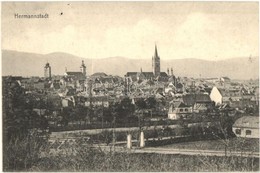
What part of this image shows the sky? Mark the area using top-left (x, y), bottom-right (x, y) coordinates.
top-left (2, 2), bottom-right (259, 60)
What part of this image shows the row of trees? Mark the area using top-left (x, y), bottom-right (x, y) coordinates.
top-left (47, 97), bottom-right (161, 129)
top-left (50, 98), bottom-right (156, 127)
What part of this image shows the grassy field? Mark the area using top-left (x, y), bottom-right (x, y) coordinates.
top-left (161, 137), bottom-right (259, 152)
top-left (4, 135), bottom-right (259, 172)
top-left (32, 151), bottom-right (259, 172)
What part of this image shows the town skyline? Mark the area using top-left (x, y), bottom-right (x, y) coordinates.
top-left (2, 2), bottom-right (259, 61)
top-left (2, 2), bottom-right (259, 172)
top-left (2, 49), bottom-right (259, 79)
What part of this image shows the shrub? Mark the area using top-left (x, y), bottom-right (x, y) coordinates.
top-left (3, 131), bottom-right (48, 171)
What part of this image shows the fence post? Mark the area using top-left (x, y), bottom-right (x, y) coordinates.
top-left (127, 134), bottom-right (132, 149)
top-left (140, 131), bottom-right (145, 148)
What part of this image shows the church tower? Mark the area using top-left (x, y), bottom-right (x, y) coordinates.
top-left (44, 62), bottom-right (51, 79)
top-left (152, 44), bottom-right (160, 77)
top-left (80, 60), bottom-right (87, 76)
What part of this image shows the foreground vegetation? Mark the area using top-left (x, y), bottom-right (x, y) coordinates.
top-left (34, 152), bottom-right (259, 172)
top-left (3, 134), bottom-right (259, 172)
top-left (163, 138), bottom-right (259, 152)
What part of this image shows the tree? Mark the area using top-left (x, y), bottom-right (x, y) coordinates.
top-left (61, 107), bottom-right (73, 127)
top-left (146, 97), bottom-right (157, 117)
top-left (111, 98), bottom-right (135, 125)
top-left (103, 107), bottom-right (113, 123)
top-left (3, 78), bottom-right (49, 140)
top-left (3, 78), bottom-right (49, 171)
top-left (135, 98), bottom-right (147, 127)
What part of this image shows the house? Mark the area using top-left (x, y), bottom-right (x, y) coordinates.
top-left (84, 96), bottom-right (109, 107)
top-left (204, 78), bottom-right (219, 83)
top-left (182, 93), bottom-right (213, 113)
top-left (176, 83), bottom-right (184, 93)
top-left (51, 83), bottom-right (61, 90)
top-left (65, 87), bottom-right (76, 96)
top-left (126, 72), bottom-right (155, 81)
top-left (168, 101), bottom-right (192, 120)
top-left (212, 87), bottom-right (256, 109)
top-left (182, 93), bottom-right (211, 106)
top-left (33, 81), bottom-right (45, 90)
top-left (210, 86), bottom-right (222, 105)
top-left (232, 116), bottom-right (259, 138)
top-left (91, 72), bottom-right (108, 78)
top-left (62, 97), bottom-right (75, 107)
top-left (33, 108), bottom-right (47, 116)
top-left (165, 82), bottom-right (176, 94)
top-left (220, 77), bottom-right (231, 83)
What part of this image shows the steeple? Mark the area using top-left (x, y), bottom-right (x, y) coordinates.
top-left (44, 62), bottom-right (51, 79)
top-left (154, 44), bottom-right (159, 58)
top-left (81, 60), bottom-right (86, 67)
top-left (152, 44), bottom-right (160, 77)
top-left (80, 60), bottom-right (87, 76)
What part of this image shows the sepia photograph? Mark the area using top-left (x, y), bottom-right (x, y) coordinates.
top-left (1, 1), bottom-right (259, 172)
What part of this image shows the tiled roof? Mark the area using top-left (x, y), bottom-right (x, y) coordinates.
top-left (221, 77), bottom-right (231, 80)
top-left (160, 72), bottom-right (168, 77)
top-left (66, 72), bottom-right (84, 76)
top-left (183, 93), bottom-right (211, 106)
top-left (65, 72), bottom-right (86, 80)
top-left (126, 72), bottom-right (138, 76)
top-left (176, 83), bottom-right (183, 88)
top-left (172, 101), bottom-right (188, 108)
top-left (233, 116), bottom-right (259, 129)
top-left (142, 72), bottom-right (154, 78)
top-left (99, 77), bottom-right (114, 83)
top-left (91, 72), bottom-right (108, 77)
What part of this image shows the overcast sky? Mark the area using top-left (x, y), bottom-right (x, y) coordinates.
top-left (2, 2), bottom-right (259, 60)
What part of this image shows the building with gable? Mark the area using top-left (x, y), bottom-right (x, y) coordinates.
top-left (232, 116), bottom-right (259, 138)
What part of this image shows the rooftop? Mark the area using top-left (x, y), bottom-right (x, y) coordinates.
top-left (233, 116), bottom-right (259, 129)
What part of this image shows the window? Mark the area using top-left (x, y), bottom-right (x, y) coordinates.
top-left (179, 109), bottom-right (183, 112)
top-left (185, 108), bottom-right (188, 112)
top-left (246, 130), bottom-right (251, 136)
top-left (235, 129), bottom-right (241, 135)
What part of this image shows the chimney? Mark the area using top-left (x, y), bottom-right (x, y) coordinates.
top-left (171, 68), bottom-right (173, 75)
top-left (167, 68), bottom-right (169, 75)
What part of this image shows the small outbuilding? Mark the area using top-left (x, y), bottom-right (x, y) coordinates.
top-left (232, 116), bottom-right (259, 138)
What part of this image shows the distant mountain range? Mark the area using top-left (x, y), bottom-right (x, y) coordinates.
top-left (2, 50), bottom-right (259, 80)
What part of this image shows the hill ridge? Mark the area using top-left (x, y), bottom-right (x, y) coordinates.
top-left (2, 50), bottom-right (259, 79)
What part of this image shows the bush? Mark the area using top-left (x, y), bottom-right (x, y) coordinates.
top-left (99, 130), bottom-right (113, 145)
top-left (3, 131), bottom-right (48, 171)
top-left (4, 135), bottom-right (259, 172)
top-left (33, 146), bottom-right (259, 172)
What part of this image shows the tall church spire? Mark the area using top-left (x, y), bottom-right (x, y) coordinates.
top-left (154, 44), bottom-right (159, 58)
top-left (152, 44), bottom-right (160, 77)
